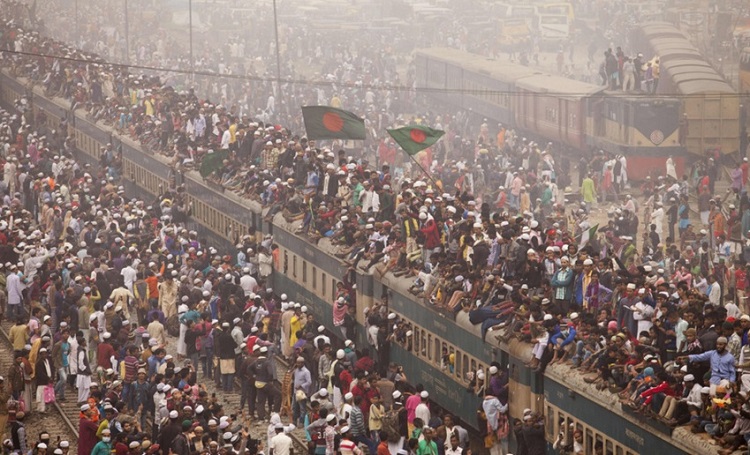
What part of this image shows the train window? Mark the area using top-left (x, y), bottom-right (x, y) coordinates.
top-left (331, 278), bottom-right (336, 300)
top-left (470, 359), bottom-right (477, 378)
top-left (568, 113), bottom-right (577, 129)
top-left (595, 434), bottom-right (605, 455)
top-left (461, 354), bottom-right (469, 383)
top-left (449, 346), bottom-right (457, 378)
top-left (557, 412), bottom-right (566, 441)
top-left (616, 446), bottom-right (624, 455)
top-left (420, 331), bottom-right (427, 357)
top-left (302, 261), bottom-right (307, 284)
top-left (293, 255), bottom-right (297, 278)
top-left (605, 440), bottom-right (613, 455)
top-left (585, 429), bottom-right (593, 455)
top-left (321, 273), bottom-right (326, 297)
top-left (545, 107), bottom-right (558, 122)
top-left (546, 406), bottom-right (554, 438)
top-left (413, 328), bottom-right (420, 356)
top-left (312, 267), bottom-right (317, 290)
top-left (427, 335), bottom-right (435, 363)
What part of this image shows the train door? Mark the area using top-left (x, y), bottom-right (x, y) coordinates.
top-left (592, 99), bottom-right (605, 138)
top-left (559, 98), bottom-right (565, 141)
top-left (623, 101), bottom-right (630, 145)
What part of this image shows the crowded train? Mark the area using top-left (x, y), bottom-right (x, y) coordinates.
top-left (1, 1), bottom-right (750, 455)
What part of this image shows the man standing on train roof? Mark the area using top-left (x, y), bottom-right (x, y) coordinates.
top-left (680, 336), bottom-right (736, 396)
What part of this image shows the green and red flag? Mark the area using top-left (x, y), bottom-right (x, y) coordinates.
top-left (387, 125), bottom-right (445, 156)
top-left (301, 106), bottom-right (366, 140)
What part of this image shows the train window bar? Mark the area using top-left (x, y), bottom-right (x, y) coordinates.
top-left (545, 405), bottom-right (553, 439)
top-left (585, 428), bottom-right (593, 455)
top-left (461, 353), bottom-right (469, 384)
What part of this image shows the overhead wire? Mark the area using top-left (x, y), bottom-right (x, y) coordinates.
top-left (2, 48), bottom-right (749, 99)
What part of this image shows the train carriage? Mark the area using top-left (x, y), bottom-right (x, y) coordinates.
top-left (678, 80), bottom-right (740, 156)
top-left (650, 40), bottom-right (702, 62)
top-left (636, 23), bottom-right (740, 158)
top-left (415, 47), bottom-right (539, 127)
top-left (514, 74), bottom-right (602, 150)
top-left (632, 22), bottom-right (692, 54)
top-left (586, 96), bottom-right (682, 180)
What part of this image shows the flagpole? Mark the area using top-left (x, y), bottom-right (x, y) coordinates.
top-left (404, 150), bottom-right (441, 191)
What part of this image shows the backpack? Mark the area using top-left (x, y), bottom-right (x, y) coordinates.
top-left (382, 409), bottom-right (403, 443)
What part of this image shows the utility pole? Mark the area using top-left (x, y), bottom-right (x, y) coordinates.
top-left (124, 0), bottom-right (130, 65)
top-left (273, 0), bottom-right (283, 116)
top-left (189, 0), bottom-right (194, 82)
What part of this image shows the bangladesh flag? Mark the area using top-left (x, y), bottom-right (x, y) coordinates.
top-left (301, 106), bottom-right (366, 140)
top-left (387, 125), bottom-right (445, 156)
top-left (199, 150), bottom-right (229, 178)
top-left (579, 224), bottom-right (599, 248)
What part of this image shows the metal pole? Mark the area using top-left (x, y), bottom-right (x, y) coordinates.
top-left (124, 0), bottom-right (129, 65)
top-left (189, 0), bottom-right (194, 82)
top-left (74, 0), bottom-right (78, 46)
top-left (272, 0), bottom-right (282, 114)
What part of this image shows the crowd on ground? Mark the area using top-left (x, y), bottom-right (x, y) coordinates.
top-left (6, 1), bottom-right (750, 455)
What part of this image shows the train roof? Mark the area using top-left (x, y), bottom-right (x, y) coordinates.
top-left (416, 47), bottom-right (541, 82)
top-left (640, 22), bottom-right (691, 39)
top-left (545, 365), bottom-right (722, 454)
top-left (677, 78), bottom-right (735, 94)
top-left (515, 73), bottom-right (603, 97)
top-left (651, 43), bottom-right (702, 60)
top-left (666, 62), bottom-right (722, 74)
top-left (673, 73), bottom-right (727, 86)
top-left (599, 94), bottom-right (682, 105)
top-left (660, 59), bottom-right (713, 71)
top-left (669, 66), bottom-right (724, 78)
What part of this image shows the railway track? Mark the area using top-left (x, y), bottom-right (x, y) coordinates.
top-left (0, 322), bottom-right (78, 450)
top-left (0, 319), bottom-right (307, 453)
top-left (13, 323), bottom-right (307, 453)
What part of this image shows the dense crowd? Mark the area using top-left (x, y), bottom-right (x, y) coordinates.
top-left (0, 8), bottom-right (533, 455)
top-left (0, 83), bottom-right (508, 455)
top-left (4, 1), bottom-right (750, 455)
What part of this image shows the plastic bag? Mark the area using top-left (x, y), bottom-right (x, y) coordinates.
top-left (43, 384), bottom-right (56, 404)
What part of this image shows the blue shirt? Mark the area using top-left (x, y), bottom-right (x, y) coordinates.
top-left (688, 349), bottom-right (736, 384)
top-left (147, 354), bottom-right (163, 377)
top-left (293, 366), bottom-right (312, 394)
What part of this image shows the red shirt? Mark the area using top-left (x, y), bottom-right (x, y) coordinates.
top-left (97, 342), bottom-right (116, 369)
top-left (339, 370), bottom-right (352, 395)
top-left (737, 268), bottom-right (748, 291)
